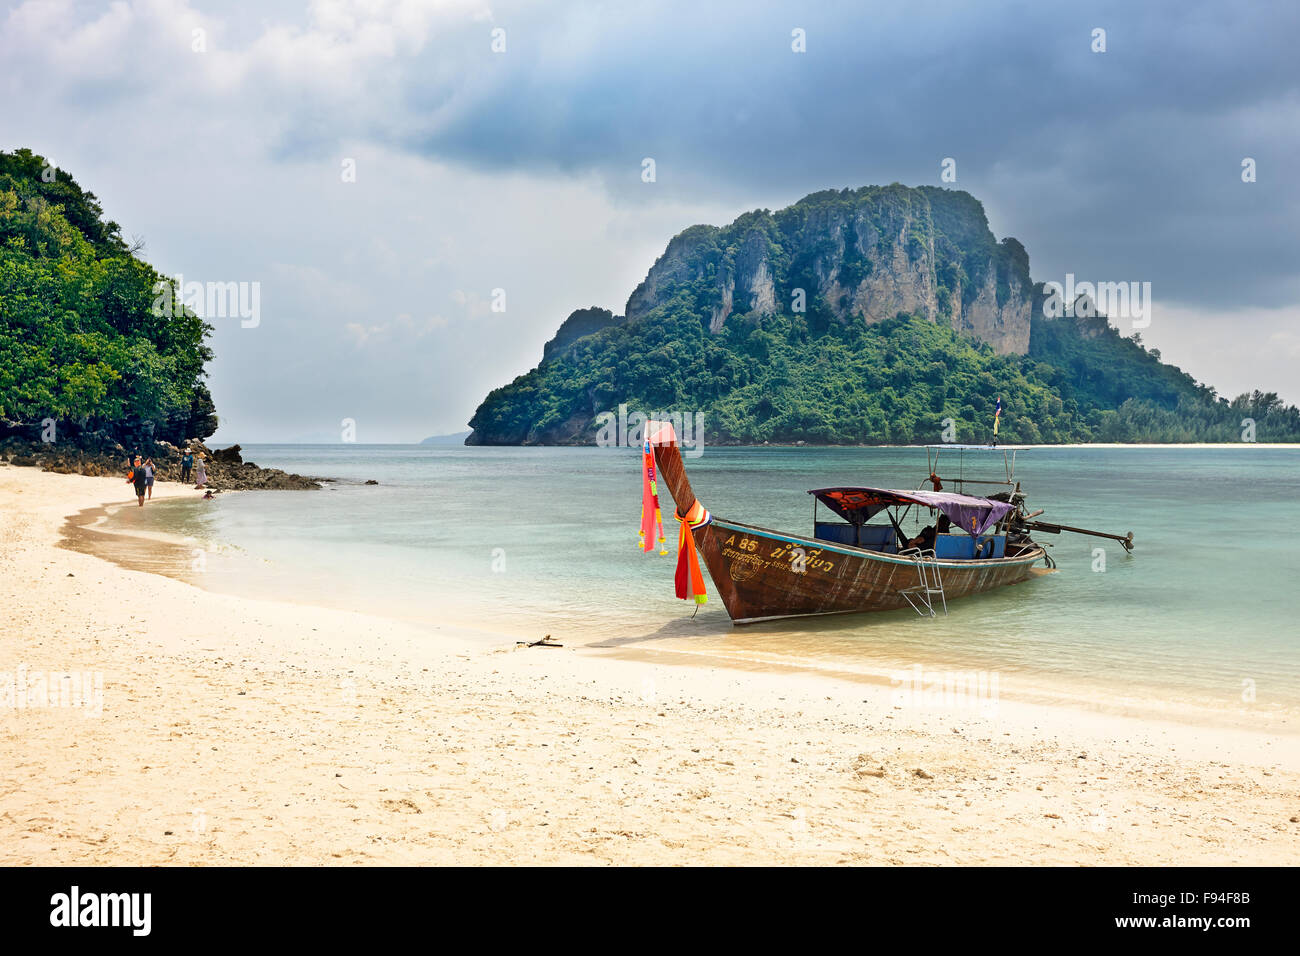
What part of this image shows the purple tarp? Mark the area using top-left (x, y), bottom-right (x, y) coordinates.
top-left (809, 486), bottom-right (1015, 537)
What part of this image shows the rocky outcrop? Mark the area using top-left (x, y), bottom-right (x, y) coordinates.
top-left (948, 244), bottom-right (1033, 355)
top-left (716, 228), bottom-right (777, 331)
top-left (841, 206), bottom-right (939, 327)
top-left (622, 225), bottom-right (712, 325)
top-left (462, 184), bottom-right (1278, 446)
top-left (619, 185), bottom-right (1034, 356)
top-left (467, 186), bottom-right (1043, 446)
top-left (210, 443), bottom-right (244, 464)
top-left (541, 307), bottom-right (622, 363)
top-left (0, 430), bottom-right (319, 490)
top-left (625, 223), bottom-right (782, 333)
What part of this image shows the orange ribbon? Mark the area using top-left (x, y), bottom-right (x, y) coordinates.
top-left (674, 500), bottom-right (709, 604)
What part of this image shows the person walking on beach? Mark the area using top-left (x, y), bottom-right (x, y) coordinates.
top-left (126, 455), bottom-right (148, 507)
top-left (193, 452), bottom-right (208, 490)
top-left (144, 457), bottom-right (156, 500)
top-left (180, 448), bottom-right (193, 484)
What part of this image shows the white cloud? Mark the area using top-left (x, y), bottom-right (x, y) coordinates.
top-left (1145, 303), bottom-right (1300, 404)
top-left (344, 320), bottom-right (387, 344)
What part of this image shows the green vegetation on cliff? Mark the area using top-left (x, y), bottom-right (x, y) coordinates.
top-left (620, 185), bottom-right (1032, 352)
top-left (469, 187), bottom-right (1300, 445)
top-left (473, 301), bottom-right (1299, 444)
top-left (0, 148), bottom-right (216, 442)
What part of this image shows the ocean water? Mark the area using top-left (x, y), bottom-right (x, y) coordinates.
top-left (88, 443), bottom-right (1300, 723)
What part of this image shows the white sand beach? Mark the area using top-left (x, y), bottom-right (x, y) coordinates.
top-left (2, 465), bottom-right (1297, 865)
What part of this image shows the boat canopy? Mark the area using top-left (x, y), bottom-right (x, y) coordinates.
top-left (808, 486), bottom-right (1015, 537)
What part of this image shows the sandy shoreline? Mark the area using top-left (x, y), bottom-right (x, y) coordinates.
top-left (2, 465), bottom-right (1297, 865)
top-left (63, 485), bottom-right (1300, 737)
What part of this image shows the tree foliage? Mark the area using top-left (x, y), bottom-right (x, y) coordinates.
top-left (470, 300), bottom-right (1300, 445)
top-left (470, 184), bottom-right (1298, 445)
top-left (0, 148), bottom-right (216, 441)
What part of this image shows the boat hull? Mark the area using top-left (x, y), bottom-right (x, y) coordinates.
top-left (694, 517), bottom-right (1044, 624)
top-left (642, 420), bottom-right (1045, 625)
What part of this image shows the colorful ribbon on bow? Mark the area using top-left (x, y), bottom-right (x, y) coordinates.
top-left (639, 439), bottom-right (668, 555)
top-left (674, 500), bottom-right (710, 604)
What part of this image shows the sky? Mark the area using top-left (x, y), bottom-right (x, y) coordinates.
top-left (2, 0), bottom-right (1297, 442)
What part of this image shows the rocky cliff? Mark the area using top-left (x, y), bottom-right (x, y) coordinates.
top-left (466, 184), bottom-right (1279, 446)
top-left (622, 185), bottom-right (1032, 354)
top-left (541, 306), bottom-right (622, 362)
top-left (0, 428), bottom-right (319, 490)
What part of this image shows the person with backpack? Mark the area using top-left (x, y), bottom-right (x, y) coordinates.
top-left (125, 456), bottom-right (148, 507)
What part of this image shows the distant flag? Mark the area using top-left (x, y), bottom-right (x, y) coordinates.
top-left (993, 396), bottom-right (1003, 437)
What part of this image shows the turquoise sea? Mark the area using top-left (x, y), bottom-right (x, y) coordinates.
top-left (92, 444), bottom-right (1300, 724)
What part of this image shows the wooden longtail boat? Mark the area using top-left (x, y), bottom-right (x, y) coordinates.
top-left (645, 421), bottom-right (1132, 625)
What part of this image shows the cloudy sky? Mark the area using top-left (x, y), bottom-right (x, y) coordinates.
top-left (3, 0), bottom-right (1297, 441)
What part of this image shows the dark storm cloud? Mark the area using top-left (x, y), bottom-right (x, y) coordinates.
top-left (4, 0), bottom-right (1297, 439)
top-left (383, 0), bottom-right (1300, 308)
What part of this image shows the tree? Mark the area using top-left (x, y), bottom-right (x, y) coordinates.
top-left (0, 149), bottom-right (214, 442)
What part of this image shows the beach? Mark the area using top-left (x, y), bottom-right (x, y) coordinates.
top-left (2, 464), bottom-right (1298, 866)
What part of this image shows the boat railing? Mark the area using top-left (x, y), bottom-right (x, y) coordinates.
top-left (897, 548), bottom-right (948, 618)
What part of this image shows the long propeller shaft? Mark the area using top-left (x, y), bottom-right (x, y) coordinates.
top-left (1020, 519), bottom-right (1134, 552)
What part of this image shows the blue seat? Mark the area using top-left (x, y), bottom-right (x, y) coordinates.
top-left (934, 533), bottom-right (1006, 559)
top-left (814, 522), bottom-right (857, 545)
top-left (934, 534), bottom-right (975, 559)
top-left (857, 525), bottom-right (896, 549)
top-left (814, 523), bottom-right (899, 552)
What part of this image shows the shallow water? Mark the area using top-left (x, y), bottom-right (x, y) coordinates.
top-left (83, 443), bottom-right (1300, 725)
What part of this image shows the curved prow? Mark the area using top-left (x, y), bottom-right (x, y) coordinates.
top-left (646, 420), bottom-right (697, 516)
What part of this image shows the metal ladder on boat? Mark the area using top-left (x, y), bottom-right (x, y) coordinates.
top-left (898, 548), bottom-right (947, 617)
